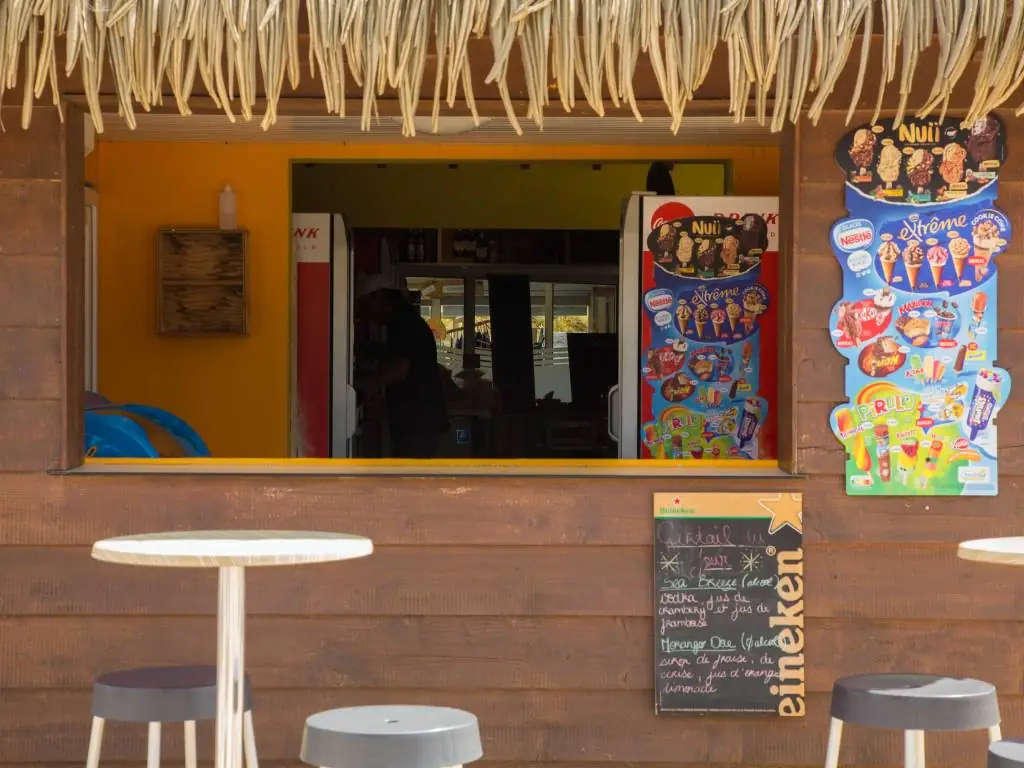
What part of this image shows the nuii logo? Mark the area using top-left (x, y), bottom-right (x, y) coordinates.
top-left (832, 219), bottom-right (874, 253)
top-left (645, 289), bottom-right (674, 312)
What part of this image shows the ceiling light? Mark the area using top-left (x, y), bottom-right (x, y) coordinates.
top-left (388, 116), bottom-right (492, 136)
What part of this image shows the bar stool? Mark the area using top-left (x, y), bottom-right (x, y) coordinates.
top-left (990, 740), bottom-right (1024, 768)
top-left (301, 705), bottom-right (482, 768)
top-left (825, 674), bottom-right (1001, 768)
top-left (87, 666), bottom-right (259, 768)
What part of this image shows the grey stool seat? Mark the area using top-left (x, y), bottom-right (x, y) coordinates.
top-left (990, 740), bottom-right (1024, 768)
top-left (826, 674), bottom-right (1001, 768)
top-left (87, 666), bottom-right (259, 768)
top-left (94, 665), bottom-right (253, 722)
top-left (301, 706), bottom-right (483, 768)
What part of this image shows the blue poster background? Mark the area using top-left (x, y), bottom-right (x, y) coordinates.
top-left (828, 116), bottom-right (1011, 496)
top-left (641, 235), bottom-right (769, 459)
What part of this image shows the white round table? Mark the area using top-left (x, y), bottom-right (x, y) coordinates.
top-left (92, 531), bottom-right (373, 768)
top-left (958, 537), bottom-right (1024, 566)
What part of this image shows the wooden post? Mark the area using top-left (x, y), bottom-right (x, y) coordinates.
top-left (0, 105), bottom-right (85, 470)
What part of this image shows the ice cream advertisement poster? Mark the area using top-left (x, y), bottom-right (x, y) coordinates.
top-left (640, 196), bottom-right (777, 460)
top-left (829, 115), bottom-right (1011, 496)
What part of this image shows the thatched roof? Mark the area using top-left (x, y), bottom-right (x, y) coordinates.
top-left (1, 0), bottom-right (1019, 135)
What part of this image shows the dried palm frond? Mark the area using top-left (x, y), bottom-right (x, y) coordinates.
top-left (0, 0), bottom-right (1016, 134)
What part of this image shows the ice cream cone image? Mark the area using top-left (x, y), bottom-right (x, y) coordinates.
top-left (726, 302), bottom-right (740, 333)
top-left (878, 240), bottom-right (899, 284)
top-left (710, 306), bottom-right (726, 338)
top-left (905, 263), bottom-right (920, 287)
top-left (694, 305), bottom-right (709, 339)
top-left (952, 253), bottom-right (967, 280)
top-left (881, 259), bottom-right (896, 283)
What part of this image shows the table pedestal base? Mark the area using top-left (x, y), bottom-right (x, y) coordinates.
top-left (216, 566), bottom-right (246, 768)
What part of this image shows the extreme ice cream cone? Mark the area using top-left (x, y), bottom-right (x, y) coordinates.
top-left (952, 253), bottom-right (967, 280)
top-left (881, 259), bottom-right (896, 283)
top-left (905, 263), bottom-right (920, 287)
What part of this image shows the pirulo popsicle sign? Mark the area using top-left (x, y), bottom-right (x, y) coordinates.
top-left (828, 115), bottom-right (1011, 496)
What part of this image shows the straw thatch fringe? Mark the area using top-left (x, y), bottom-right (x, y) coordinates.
top-left (0, 0), bottom-right (1021, 135)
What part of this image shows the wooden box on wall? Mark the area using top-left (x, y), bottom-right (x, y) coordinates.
top-left (157, 229), bottom-right (249, 336)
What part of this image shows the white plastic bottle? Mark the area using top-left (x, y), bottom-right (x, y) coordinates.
top-left (218, 184), bottom-right (237, 230)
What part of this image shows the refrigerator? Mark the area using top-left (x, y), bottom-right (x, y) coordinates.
top-left (616, 193), bottom-right (780, 460)
top-left (291, 212), bottom-right (355, 458)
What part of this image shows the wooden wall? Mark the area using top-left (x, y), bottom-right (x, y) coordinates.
top-left (1, 104), bottom-right (1023, 768)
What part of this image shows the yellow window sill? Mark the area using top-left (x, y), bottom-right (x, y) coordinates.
top-left (72, 457), bottom-right (799, 478)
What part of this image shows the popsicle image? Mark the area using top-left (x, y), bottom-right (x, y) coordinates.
top-left (972, 291), bottom-right (988, 324)
top-left (897, 438), bottom-right (919, 485)
top-left (850, 128), bottom-right (877, 174)
top-left (741, 342), bottom-right (753, 369)
top-left (836, 409), bottom-right (871, 473)
top-left (877, 144), bottom-right (902, 189)
top-left (967, 369), bottom-right (1001, 441)
top-left (917, 439), bottom-right (944, 489)
top-left (874, 424), bottom-right (892, 483)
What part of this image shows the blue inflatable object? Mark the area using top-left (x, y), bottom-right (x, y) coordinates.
top-left (84, 398), bottom-right (211, 458)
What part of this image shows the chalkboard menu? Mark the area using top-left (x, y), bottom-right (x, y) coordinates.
top-left (653, 492), bottom-right (805, 716)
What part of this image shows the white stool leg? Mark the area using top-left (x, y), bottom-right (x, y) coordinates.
top-left (989, 725), bottom-right (1003, 743)
top-left (147, 722), bottom-right (161, 768)
top-left (85, 717), bottom-right (105, 768)
top-left (824, 717), bottom-right (843, 768)
top-left (913, 730), bottom-right (925, 768)
top-left (243, 711), bottom-right (259, 768)
top-left (903, 731), bottom-right (916, 768)
top-left (184, 721), bottom-right (197, 768)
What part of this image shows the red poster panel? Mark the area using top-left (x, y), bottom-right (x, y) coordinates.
top-left (293, 213), bottom-right (332, 458)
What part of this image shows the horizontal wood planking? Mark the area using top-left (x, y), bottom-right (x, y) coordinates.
top-left (0, 401), bottom-right (62, 471)
top-left (0, 180), bottom-right (63, 256)
top-left (1, 615), bottom-right (1020, 692)
top-left (0, 328), bottom-right (62, 398)
top-left (0, 255), bottom-right (63, 327)
top-left (0, 108), bottom-right (63, 179)
top-left (1, 689), bottom-right (1016, 764)
top-left (3, 473), bottom-right (1024, 544)
top-left (1, 545), bottom-right (1016, 620)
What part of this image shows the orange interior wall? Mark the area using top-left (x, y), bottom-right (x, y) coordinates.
top-left (96, 142), bottom-right (779, 457)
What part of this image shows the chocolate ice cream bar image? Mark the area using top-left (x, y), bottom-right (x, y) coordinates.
top-left (738, 213), bottom-right (768, 257)
top-left (906, 149), bottom-right (934, 189)
top-left (967, 115), bottom-right (1001, 164)
top-left (849, 128), bottom-right (877, 171)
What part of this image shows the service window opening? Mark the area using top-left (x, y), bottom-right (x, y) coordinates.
top-left (85, 153), bottom-right (782, 466)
